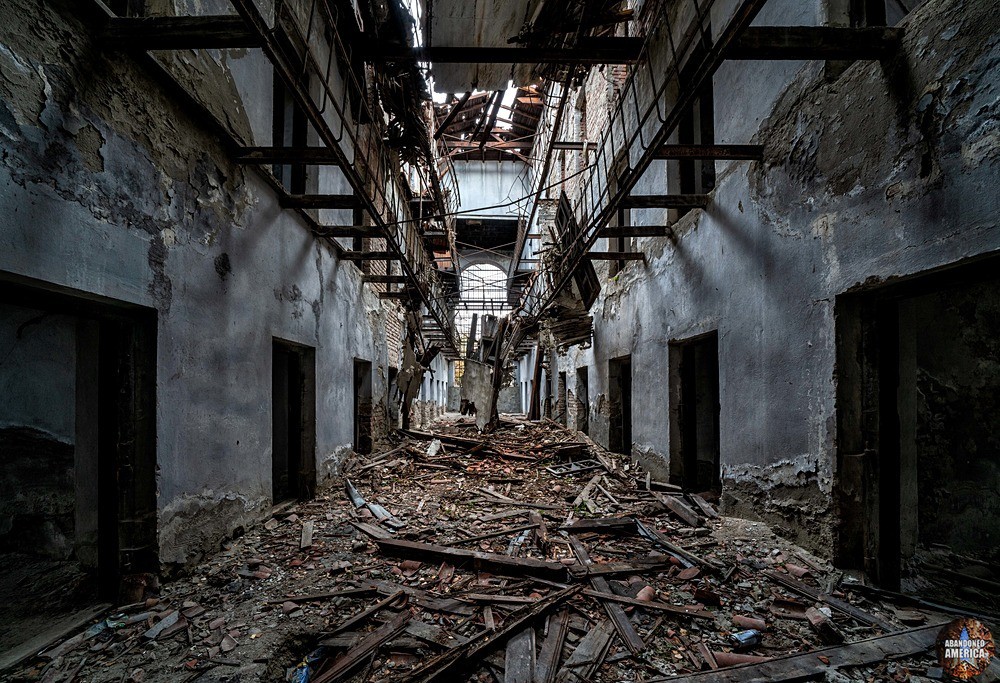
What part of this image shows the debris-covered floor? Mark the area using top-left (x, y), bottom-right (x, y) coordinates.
top-left (6, 417), bottom-right (998, 683)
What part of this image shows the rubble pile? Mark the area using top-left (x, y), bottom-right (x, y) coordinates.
top-left (6, 416), bottom-right (996, 683)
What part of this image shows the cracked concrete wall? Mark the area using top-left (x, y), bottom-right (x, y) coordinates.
top-left (0, 0), bottom-right (392, 570)
top-left (552, 0), bottom-right (1000, 556)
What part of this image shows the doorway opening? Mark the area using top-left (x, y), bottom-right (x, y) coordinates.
top-left (354, 359), bottom-right (373, 455)
top-left (576, 366), bottom-right (589, 435)
top-left (0, 277), bottom-right (157, 663)
top-left (608, 356), bottom-right (632, 455)
top-left (272, 340), bottom-right (316, 504)
top-left (557, 371), bottom-right (568, 426)
top-left (669, 332), bottom-right (721, 493)
top-left (836, 257), bottom-right (1000, 601)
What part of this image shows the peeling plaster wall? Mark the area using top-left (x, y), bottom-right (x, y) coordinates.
top-left (552, 0), bottom-right (1000, 556)
top-left (0, 0), bottom-right (392, 570)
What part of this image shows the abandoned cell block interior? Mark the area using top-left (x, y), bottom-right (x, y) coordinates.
top-left (1, 0), bottom-right (998, 680)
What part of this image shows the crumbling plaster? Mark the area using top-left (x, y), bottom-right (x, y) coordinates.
top-left (552, 0), bottom-right (1000, 555)
top-left (0, 0), bottom-right (394, 569)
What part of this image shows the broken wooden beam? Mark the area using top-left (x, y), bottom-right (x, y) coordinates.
top-left (569, 537), bottom-right (645, 655)
top-left (656, 622), bottom-right (943, 682)
top-left (376, 538), bottom-right (570, 582)
top-left (553, 619), bottom-right (615, 683)
top-left (728, 26), bottom-right (903, 61)
top-left (234, 146), bottom-right (342, 164)
top-left (598, 226), bottom-right (673, 238)
top-left (561, 517), bottom-right (638, 534)
top-left (504, 627), bottom-right (535, 683)
top-left (621, 194), bottom-right (710, 210)
top-left (762, 569), bottom-right (895, 631)
top-left (445, 523), bottom-right (541, 547)
top-left (652, 491), bottom-right (704, 527)
top-left (104, 16), bottom-right (259, 50)
top-left (581, 589), bottom-right (715, 620)
top-left (401, 585), bottom-right (582, 683)
top-left (534, 609), bottom-right (569, 683)
top-left (314, 609), bottom-right (411, 683)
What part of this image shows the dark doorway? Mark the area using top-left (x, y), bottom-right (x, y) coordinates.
top-left (608, 356), bottom-right (632, 455)
top-left (557, 371), bottom-right (568, 426)
top-left (836, 258), bottom-right (1000, 596)
top-left (576, 366), bottom-right (589, 435)
top-left (0, 277), bottom-right (157, 662)
top-left (669, 332), bottom-right (721, 493)
top-left (272, 340), bottom-right (316, 504)
top-left (354, 359), bottom-right (373, 455)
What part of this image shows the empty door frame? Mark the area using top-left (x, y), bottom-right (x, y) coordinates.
top-left (608, 355), bottom-right (632, 455)
top-left (272, 339), bottom-right (316, 503)
top-left (668, 331), bottom-right (721, 492)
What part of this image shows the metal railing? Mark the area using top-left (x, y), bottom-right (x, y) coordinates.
top-left (229, 0), bottom-right (459, 353)
top-left (508, 0), bottom-right (768, 341)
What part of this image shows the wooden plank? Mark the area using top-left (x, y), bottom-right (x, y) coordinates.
top-left (689, 494), bottom-right (719, 519)
top-left (504, 628), bottom-right (535, 683)
top-left (323, 590), bottom-right (405, 638)
top-left (104, 16), bottom-right (258, 50)
top-left (569, 537), bottom-right (645, 655)
top-left (377, 538), bottom-right (569, 582)
top-left (598, 226), bottom-right (672, 238)
top-left (534, 609), bottom-right (569, 683)
top-left (234, 146), bottom-right (342, 164)
top-left (314, 610), bottom-right (411, 683)
top-left (445, 523), bottom-right (541, 547)
top-left (655, 622), bottom-right (943, 682)
top-left (405, 620), bottom-right (470, 649)
top-left (762, 570), bottom-right (895, 631)
top-left (652, 491), bottom-right (703, 527)
top-left (529, 511), bottom-right (549, 554)
top-left (401, 586), bottom-right (582, 683)
top-left (553, 619), bottom-right (615, 683)
top-left (561, 517), bottom-right (637, 534)
top-left (0, 603), bottom-right (111, 671)
top-left (299, 520), bottom-right (314, 549)
top-left (581, 589), bottom-right (715, 621)
top-left (367, 581), bottom-right (476, 616)
top-left (350, 520), bottom-right (393, 540)
top-left (462, 593), bottom-right (538, 604)
top-left (268, 587), bottom-right (376, 604)
top-left (728, 26), bottom-right (903, 61)
top-left (622, 194), bottom-right (709, 210)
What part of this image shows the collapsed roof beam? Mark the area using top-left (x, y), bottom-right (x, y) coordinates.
top-left (104, 16), bottom-right (259, 50)
top-left (434, 91), bottom-right (473, 140)
top-left (361, 40), bottom-right (643, 64)
top-left (728, 26), bottom-right (903, 60)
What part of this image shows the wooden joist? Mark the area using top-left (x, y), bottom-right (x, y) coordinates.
top-left (378, 292), bottom-right (409, 300)
top-left (281, 194), bottom-right (360, 209)
top-left (234, 146), bottom-right (342, 165)
top-left (652, 491), bottom-right (704, 527)
top-left (104, 16), bottom-right (258, 50)
top-left (341, 251), bottom-right (400, 261)
top-left (375, 538), bottom-right (570, 582)
top-left (586, 252), bottom-right (645, 261)
top-left (622, 194), bottom-right (709, 210)
top-left (728, 26), bottom-right (903, 61)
